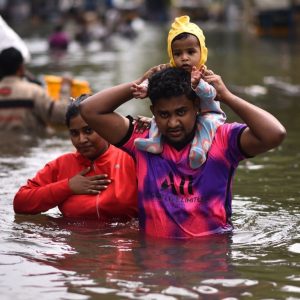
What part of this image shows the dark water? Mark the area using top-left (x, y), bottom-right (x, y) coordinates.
top-left (1, 23), bottom-right (300, 299)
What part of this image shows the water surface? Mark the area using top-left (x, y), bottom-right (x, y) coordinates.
top-left (1, 23), bottom-right (300, 300)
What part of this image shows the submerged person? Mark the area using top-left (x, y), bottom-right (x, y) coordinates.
top-left (13, 94), bottom-right (138, 220)
top-left (48, 24), bottom-right (70, 51)
top-left (79, 67), bottom-right (286, 238)
top-left (0, 47), bottom-right (68, 133)
top-left (132, 15), bottom-right (225, 169)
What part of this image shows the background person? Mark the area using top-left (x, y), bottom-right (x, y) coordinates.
top-left (48, 24), bottom-right (70, 51)
top-left (0, 47), bottom-right (68, 133)
top-left (13, 94), bottom-right (138, 220)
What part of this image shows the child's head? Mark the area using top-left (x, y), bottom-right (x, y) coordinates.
top-left (167, 16), bottom-right (208, 70)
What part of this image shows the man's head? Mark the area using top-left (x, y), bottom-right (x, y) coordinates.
top-left (167, 15), bottom-right (208, 70)
top-left (148, 68), bottom-right (199, 145)
top-left (66, 94), bottom-right (108, 160)
top-left (0, 47), bottom-right (24, 78)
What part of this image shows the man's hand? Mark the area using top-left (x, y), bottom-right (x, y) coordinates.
top-left (203, 70), bottom-right (232, 102)
top-left (134, 115), bottom-right (152, 133)
top-left (68, 167), bottom-right (111, 195)
top-left (131, 80), bottom-right (148, 99)
top-left (141, 63), bottom-right (170, 81)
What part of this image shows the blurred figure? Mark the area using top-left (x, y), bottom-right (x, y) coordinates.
top-left (75, 12), bottom-right (107, 45)
top-left (0, 47), bottom-right (68, 133)
top-left (48, 24), bottom-right (70, 51)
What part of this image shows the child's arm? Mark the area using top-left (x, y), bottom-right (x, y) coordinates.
top-left (189, 68), bottom-right (227, 168)
top-left (131, 63), bottom-right (171, 99)
top-left (191, 67), bottom-right (226, 125)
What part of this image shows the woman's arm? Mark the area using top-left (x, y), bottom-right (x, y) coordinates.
top-left (13, 163), bottom-right (72, 214)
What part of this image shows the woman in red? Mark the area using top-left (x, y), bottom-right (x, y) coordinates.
top-left (13, 94), bottom-right (138, 220)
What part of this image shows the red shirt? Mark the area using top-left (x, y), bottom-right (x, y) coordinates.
top-left (14, 145), bottom-right (138, 220)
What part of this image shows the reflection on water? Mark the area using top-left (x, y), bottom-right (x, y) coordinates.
top-left (1, 23), bottom-right (300, 299)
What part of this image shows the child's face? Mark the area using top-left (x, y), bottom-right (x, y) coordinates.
top-left (150, 95), bottom-right (198, 145)
top-left (171, 35), bottom-right (201, 72)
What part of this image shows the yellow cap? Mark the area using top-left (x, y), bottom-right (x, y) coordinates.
top-left (167, 15), bottom-right (208, 69)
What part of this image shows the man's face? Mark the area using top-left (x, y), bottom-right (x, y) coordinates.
top-left (69, 114), bottom-right (108, 160)
top-left (150, 95), bottom-right (198, 145)
top-left (172, 35), bottom-right (201, 72)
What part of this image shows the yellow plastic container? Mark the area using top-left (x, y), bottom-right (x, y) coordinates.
top-left (44, 75), bottom-right (92, 101)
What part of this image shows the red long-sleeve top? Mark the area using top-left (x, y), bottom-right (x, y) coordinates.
top-left (13, 145), bottom-right (138, 220)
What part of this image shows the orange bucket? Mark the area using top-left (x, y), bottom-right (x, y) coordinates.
top-left (44, 75), bottom-right (92, 101)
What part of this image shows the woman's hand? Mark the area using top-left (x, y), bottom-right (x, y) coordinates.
top-left (69, 167), bottom-right (111, 195)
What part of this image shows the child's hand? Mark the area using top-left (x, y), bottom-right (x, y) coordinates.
top-left (131, 81), bottom-right (148, 99)
top-left (191, 66), bottom-right (205, 89)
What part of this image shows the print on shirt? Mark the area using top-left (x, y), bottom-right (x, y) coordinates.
top-left (161, 172), bottom-right (194, 195)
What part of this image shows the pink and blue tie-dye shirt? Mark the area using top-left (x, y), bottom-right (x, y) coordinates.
top-left (120, 117), bottom-right (247, 238)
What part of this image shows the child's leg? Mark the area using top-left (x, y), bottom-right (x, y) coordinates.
top-left (134, 118), bottom-right (163, 153)
top-left (189, 119), bottom-right (207, 169)
top-left (189, 114), bottom-right (225, 169)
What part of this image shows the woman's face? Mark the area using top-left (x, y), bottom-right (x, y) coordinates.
top-left (69, 114), bottom-right (108, 160)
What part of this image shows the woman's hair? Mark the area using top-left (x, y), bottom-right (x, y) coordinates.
top-left (65, 94), bottom-right (91, 127)
top-left (148, 67), bottom-right (197, 105)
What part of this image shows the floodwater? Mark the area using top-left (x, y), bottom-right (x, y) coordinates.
top-left (1, 22), bottom-right (300, 300)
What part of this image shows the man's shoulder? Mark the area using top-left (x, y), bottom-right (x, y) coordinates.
top-left (215, 122), bottom-right (246, 137)
top-left (19, 79), bottom-right (46, 93)
top-left (0, 76), bottom-right (48, 99)
top-left (210, 122), bottom-right (247, 151)
top-left (212, 122), bottom-right (248, 161)
top-left (9, 77), bottom-right (48, 97)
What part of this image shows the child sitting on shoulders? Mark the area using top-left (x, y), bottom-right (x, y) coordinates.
top-left (131, 15), bottom-right (226, 169)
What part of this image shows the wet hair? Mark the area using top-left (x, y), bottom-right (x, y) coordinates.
top-left (65, 94), bottom-right (91, 127)
top-left (0, 47), bottom-right (24, 78)
top-left (148, 67), bottom-right (197, 105)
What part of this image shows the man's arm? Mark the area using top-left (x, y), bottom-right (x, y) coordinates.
top-left (79, 64), bottom-right (168, 144)
top-left (205, 72), bottom-right (286, 156)
top-left (79, 82), bottom-right (135, 145)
